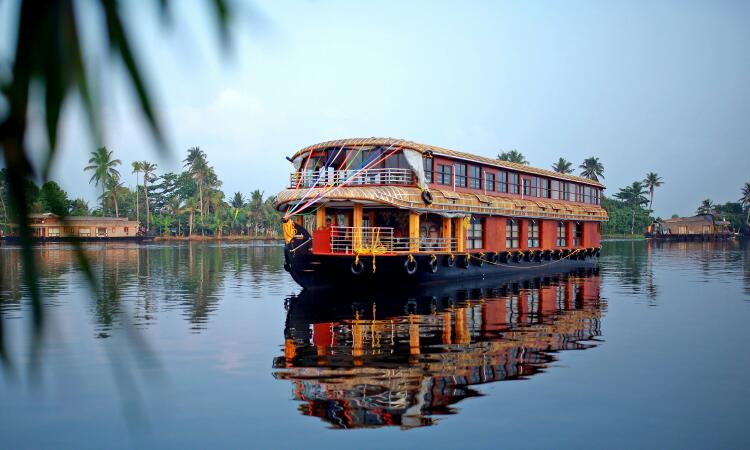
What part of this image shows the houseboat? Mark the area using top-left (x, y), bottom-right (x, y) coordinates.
top-left (645, 214), bottom-right (736, 241)
top-left (1, 213), bottom-right (146, 243)
top-left (276, 138), bottom-right (607, 289)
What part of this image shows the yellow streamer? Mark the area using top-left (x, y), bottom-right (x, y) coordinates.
top-left (282, 220), bottom-right (296, 243)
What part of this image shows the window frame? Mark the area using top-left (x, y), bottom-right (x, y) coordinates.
top-left (454, 163), bottom-right (467, 188)
top-left (556, 221), bottom-right (567, 246)
top-left (484, 171), bottom-right (495, 192)
top-left (506, 219), bottom-right (519, 249)
top-left (468, 165), bottom-right (481, 189)
top-left (527, 220), bottom-right (540, 248)
top-left (437, 164), bottom-right (452, 185)
top-left (467, 216), bottom-right (483, 249)
top-left (424, 157), bottom-right (434, 184)
top-left (509, 173), bottom-right (520, 194)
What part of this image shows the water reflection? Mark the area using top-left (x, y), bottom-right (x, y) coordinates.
top-left (273, 268), bottom-right (604, 429)
top-left (0, 243), bottom-right (285, 337)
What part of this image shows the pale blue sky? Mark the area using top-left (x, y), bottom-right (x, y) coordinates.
top-left (2, 0), bottom-right (749, 217)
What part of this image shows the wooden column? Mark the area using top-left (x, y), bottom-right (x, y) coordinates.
top-left (409, 211), bottom-right (420, 252)
top-left (353, 204), bottom-right (364, 250)
top-left (454, 217), bottom-right (465, 253)
top-left (353, 204), bottom-right (363, 228)
top-left (442, 217), bottom-right (453, 252)
top-left (316, 206), bottom-right (326, 230)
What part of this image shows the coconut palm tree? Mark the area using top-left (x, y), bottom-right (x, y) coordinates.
top-left (739, 182), bottom-right (750, 225)
top-left (247, 189), bottom-right (264, 235)
top-left (102, 174), bottom-right (124, 217)
top-left (642, 172), bottom-right (663, 211)
top-left (497, 150), bottom-right (528, 165)
top-left (141, 161), bottom-right (157, 231)
top-left (84, 147), bottom-right (121, 213)
top-left (579, 157), bottom-right (604, 181)
top-left (131, 161), bottom-right (143, 224)
top-left (164, 197), bottom-right (185, 235)
top-left (184, 197), bottom-right (197, 237)
top-left (184, 147), bottom-right (209, 220)
top-left (551, 158), bottom-right (573, 174)
top-left (696, 199), bottom-right (714, 215)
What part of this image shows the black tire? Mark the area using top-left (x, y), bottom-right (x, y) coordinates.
top-left (445, 255), bottom-right (456, 267)
top-left (421, 190), bottom-right (434, 205)
top-left (404, 257), bottom-right (418, 275)
top-left (459, 254), bottom-right (470, 269)
top-left (428, 256), bottom-right (439, 273)
top-left (351, 259), bottom-right (364, 275)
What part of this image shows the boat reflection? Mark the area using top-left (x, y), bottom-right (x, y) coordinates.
top-left (273, 267), bottom-right (604, 429)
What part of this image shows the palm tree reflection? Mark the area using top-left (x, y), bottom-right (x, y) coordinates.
top-left (273, 268), bottom-right (604, 429)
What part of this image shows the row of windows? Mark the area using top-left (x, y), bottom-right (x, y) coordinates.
top-left (425, 158), bottom-right (601, 204)
top-left (467, 219), bottom-right (584, 250)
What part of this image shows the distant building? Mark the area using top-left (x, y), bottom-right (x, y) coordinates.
top-left (9, 213), bottom-right (140, 239)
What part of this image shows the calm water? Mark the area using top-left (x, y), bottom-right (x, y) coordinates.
top-left (1, 240), bottom-right (749, 449)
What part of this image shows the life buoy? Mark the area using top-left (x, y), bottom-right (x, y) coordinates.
top-left (428, 255), bottom-right (439, 273)
top-left (351, 259), bottom-right (364, 275)
top-left (594, 247), bottom-right (601, 257)
top-left (421, 190), bottom-right (434, 205)
top-left (404, 256), bottom-right (418, 275)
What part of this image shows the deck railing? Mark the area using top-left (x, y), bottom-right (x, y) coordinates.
top-left (290, 168), bottom-right (415, 188)
top-left (330, 226), bottom-right (457, 254)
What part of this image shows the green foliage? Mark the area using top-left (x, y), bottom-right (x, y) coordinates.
top-left (497, 150), bottom-right (528, 165)
top-left (39, 181), bottom-right (71, 216)
top-left (602, 196), bottom-right (653, 235)
top-left (70, 198), bottom-right (90, 216)
top-left (551, 158), bottom-right (573, 174)
top-left (579, 157), bottom-right (604, 181)
top-left (613, 181), bottom-right (649, 207)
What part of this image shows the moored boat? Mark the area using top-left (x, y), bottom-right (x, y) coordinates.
top-left (275, 138), bottom-right (607, 289)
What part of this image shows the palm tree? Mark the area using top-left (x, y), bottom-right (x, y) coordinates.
top-left (642, 172), bottom-right (663, 211)
top-left (696, 199), bottom-right (714, 216)
top-left (164, 197), bottom-right (184, 235)
top-left (497, 150), bottom-right (528, 165)
top-left (551, 158), bottom-right (573, 174)
top-left (739, 182), bottom-right (750, 225)
top-left (102, 174), bottom-right (124, 217)
top-left (183, 197), bottom-right (197, 237)
top-left (141, 161), bottom-right (157, 231)
top-left (247, 189), bottom-right (264, 235)
top-left (131, 161), bottom-right (143, 224)
top-left (84, 147), bottom-right (121, 213)
top-left (230, 192), bottom-right (245, 235)
top-left (184, 147), bottom-right (209, 220)
top-left (613, 181), bottom-right (649, 207)
top-left (579, 157), bottom-right (604, 181)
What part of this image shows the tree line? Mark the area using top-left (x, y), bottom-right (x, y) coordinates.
top-left (0, 147), bottom-right (281, 238)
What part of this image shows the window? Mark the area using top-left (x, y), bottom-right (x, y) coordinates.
top-left (509, 173), bottom-right (520, 194)
top-left (541, 178), bottom-right (551, 198)
top-left (530, 177), bottom-right (539, 197)
top-left (528, 220), bottom-right (539, 248)
top-left (79, 228), bottom-right (91, 237)
top-left (584, 186), bottom-right (591, 203)
top-left (48, 227), bottom-right (60, 237)
top-left (469, 165), bottom-right (481, 189)
top-left (467, 216), bottom-right (483, 249)
top-left (506, 219), bottom-right (519, 248)
top-left (498, 171), bottom-right (508, 193)
top-left (574, 222), bottom-right (583, 246)
top-left (562, 182), bottom-right (569, 201)
top-left (437, 164), bottom-right (452, 185)
top-left (557, 222), bottom-right (567, 246)
top-left (97, 227), bottom-right (107, 237)
top-left (424, 157), bottom-right (433, 183)
top-left (454, 163), bottom-right (467, 187)
top-left (484, 172), bottom-right (495, 192)
top-left (577, 184), bottom-right (584, 203)
top-left (568, 182), bottom-right (577, 201)
top-left (551, 180), bottom-right (560, 200)
top-left (523, 178), bottom-right (531, 196)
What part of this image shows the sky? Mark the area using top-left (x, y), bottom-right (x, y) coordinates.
top-left (1, 0), bottom-right (749, 218)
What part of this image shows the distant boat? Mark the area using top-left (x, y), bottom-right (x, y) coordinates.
top-left (1, 213), bottom-right (149, 243)
top-left (275, 138), bottom-right (607, 289)
top-left (645, 214), bottom-right (737, 241)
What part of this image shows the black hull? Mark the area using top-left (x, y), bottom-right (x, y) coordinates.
top-left (285, 250), bottom-right (597, 289)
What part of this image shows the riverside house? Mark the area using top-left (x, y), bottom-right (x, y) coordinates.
top-left (8, 213), bottom-right (140, 239)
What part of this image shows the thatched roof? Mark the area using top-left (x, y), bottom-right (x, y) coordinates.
top-left (276, 186), bottom-right (608, 222)
top-left (289, 137), bottom-right (605, 188)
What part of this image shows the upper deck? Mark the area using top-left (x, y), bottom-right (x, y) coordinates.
top-left (287, 137), bottom-right (604, 206)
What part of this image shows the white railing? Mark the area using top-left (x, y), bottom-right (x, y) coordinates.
top-left (329, 226), bottom-right (457, 254)
top-left (290, 168), bottom-right (415, 188)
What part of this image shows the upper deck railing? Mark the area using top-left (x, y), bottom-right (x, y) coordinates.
top-left (329, 226), bottom-right (457, 254)
top-left (290, 168), bottom-right (415, 188)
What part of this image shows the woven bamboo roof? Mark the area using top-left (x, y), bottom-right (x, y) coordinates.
top-left (289, 137), bottom-right (604, 188)
top-left (276, 186), bottom-right (608, 222)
